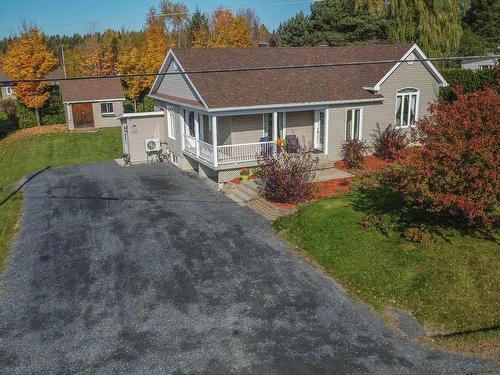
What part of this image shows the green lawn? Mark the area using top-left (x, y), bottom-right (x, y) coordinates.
top-left (0, 127), bottom-right (122, 271)
top-left (273, 190), bottom-right (499, 340)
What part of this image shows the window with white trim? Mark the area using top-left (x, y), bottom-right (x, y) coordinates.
top-left (5, 86), bottom-right (13, 95)
top-left (345, 108), bottom-right (362, 140)
top-left (100, 102), bottom-right (114, 114)
top-left (167, 106), bottom-right (176, 139)
top-left (395, 88), bottom-right (419, 127)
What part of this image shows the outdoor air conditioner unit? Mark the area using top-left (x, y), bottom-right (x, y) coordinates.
top-left (145, 138), bottom-right (161, 152)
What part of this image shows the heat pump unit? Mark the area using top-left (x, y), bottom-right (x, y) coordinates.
top-left (145, 138), bottom-right (161, 152)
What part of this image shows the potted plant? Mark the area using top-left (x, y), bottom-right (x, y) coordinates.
top-left (240, 167), bottom-right (250, 182)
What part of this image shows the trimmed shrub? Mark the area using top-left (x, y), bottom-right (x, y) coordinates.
top-left (41, 88), bottom-right (65, 125)
top-left (15, 101), bottom-right (37, 128)
top-left (388, 87), bottom-right (500, 228)
top-left (439, 67), bottom-right (499, 101)
top-left (257, 145), bottom-right (319, 203)
top-left (371, 123), bottom-right (409, 161)
top-left (341, 139), bottom-right (370, 169)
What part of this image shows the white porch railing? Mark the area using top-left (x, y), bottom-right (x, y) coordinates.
top-left (198, 139), bottom-right (214, 162)
top-left (183, 138), bottom-right (275, 167)
top-left (217, 141), bottom-right (275, 165)
top-left (183, 134), bottom-right (197, 156)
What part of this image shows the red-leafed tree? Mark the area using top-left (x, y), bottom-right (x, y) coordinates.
top-left (389, 87), bottom-right (499, 228)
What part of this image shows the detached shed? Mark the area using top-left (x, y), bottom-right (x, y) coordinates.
top-left (60, 78), bottom-right (125, 130)
top-left (118, 111), bottom-right (166, 164)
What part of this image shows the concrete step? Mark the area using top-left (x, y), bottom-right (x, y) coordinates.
top-left (229, 187), bottom-right (255, 203)
top-left (224, 190), bottom-right (247, 205)
top-left (238, 181), bottom-right (258, 196)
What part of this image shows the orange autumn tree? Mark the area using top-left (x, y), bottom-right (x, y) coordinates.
top-left (209, 9), bottom-right (254, 48)
top-left (117, 46), bottom-right (149, 111)
top-left (76, 38), bottom-right (116, 76)
top-left (143, 9), bottom-right (173, 88)
top-left (3, 26), bottom-right (58, 126)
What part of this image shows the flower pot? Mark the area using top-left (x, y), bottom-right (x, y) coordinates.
top-left (240, 174), bottom-right (250, 182)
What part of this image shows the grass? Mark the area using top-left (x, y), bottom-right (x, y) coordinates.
top-left (273, 188), bottom-right (499, 355)
top-left (0, 126), bottom-right (122, 271)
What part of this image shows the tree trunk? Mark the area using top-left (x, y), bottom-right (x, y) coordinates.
top-left (35, 108), bottom-right (41, 126)
top-left (133, 100), bottom-right (137, 112)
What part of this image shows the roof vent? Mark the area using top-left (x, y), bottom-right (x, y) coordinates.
top-left (258, 42), bottom-right (269, 48)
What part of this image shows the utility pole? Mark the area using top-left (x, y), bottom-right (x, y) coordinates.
top-left (61, 45), bottom-right (67, 78)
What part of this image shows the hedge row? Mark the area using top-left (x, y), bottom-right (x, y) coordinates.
top-left (439, 67), bottom-right (499, 101)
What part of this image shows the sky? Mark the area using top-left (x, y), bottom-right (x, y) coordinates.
top-left (0, 0), bottom-right (312, 38)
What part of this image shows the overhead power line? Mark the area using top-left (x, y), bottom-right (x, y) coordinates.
top-left (0, 0), bottom-right (323, 33)
top-left (1, 54), bottom-right (498, 85)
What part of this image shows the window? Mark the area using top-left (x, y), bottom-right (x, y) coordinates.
top-left (395, 88), bottom-right (419, 127)
top-left (170, 153), bottom-right (178, 165)
top-left (5, 86), bottom-right (13, 95)
top-left (167, 107), bottom-right (176, 139)
top-left (478, 65), bottom-right (492, 70)
top-left (100, 102), bottom-right (114, 114)
top-left (263, 112), bottom-right (286, 140)
top-left (345, 108), bottom-right (362, 140)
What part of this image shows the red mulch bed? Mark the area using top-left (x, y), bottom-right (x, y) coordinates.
top-left (230, 175), bottom-right (257, 185)
top-left (269, 177), bottom-right (354, 209)
top-left (334, 155), bottom-right (391, 172)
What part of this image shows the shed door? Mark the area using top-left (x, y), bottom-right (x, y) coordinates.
top-left (72, 103), bottom-right (95, 129)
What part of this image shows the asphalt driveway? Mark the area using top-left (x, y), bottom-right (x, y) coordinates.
top-left (0, 162), bottom-right (494, 374)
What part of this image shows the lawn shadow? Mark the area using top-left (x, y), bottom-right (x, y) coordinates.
top-left (350, 183), bottom-right (496, 242)
top-left (0, 167), bottom-right (51, 207)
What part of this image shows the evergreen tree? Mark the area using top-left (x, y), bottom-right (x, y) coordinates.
top-left (463, 0), bottom-right (500, 49)
top-left (277, 12), bottom-right (313, 46)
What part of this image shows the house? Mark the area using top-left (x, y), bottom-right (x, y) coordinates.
top-left (140, 43), bottom-right (446, 185)
top-left (0, 68), bottom-right (16, 100)
top-left (461, 55), bottom-right (499, 70)
top-left (60, 77), bottom-right (125, 130)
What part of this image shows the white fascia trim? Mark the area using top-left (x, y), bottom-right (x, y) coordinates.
top-left (63, 98), bottom-right (125, 104)
top-left (117, 111), bottom-right (165, 119)
top-left (149, 50), bottom-right (209, 110)
top-left (207, 97), bottom-right (384, 114)
top-left (372, 44), bottom-right (448, 91)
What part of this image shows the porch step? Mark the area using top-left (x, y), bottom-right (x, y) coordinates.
top-left (246, 197), bottom-right (296, 221)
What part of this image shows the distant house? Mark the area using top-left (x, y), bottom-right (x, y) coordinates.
top-left (59, 78), bottom-right (125, 130)
top-left (0, 68), bottom-right (15, 100)
top-left (461, 55), bottom-right (499, 70)
top-left (135, 43), bottom-right (447, 184)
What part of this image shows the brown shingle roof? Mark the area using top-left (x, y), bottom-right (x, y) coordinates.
top-left (168, 44), bottom-right (412, 109)
top-left (60, 77), bottom-right (125, 102)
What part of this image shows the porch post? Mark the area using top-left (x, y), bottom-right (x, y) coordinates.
top-left (272, 112), bottom-right (278, 142)
top-left (194, 112), bottom-right (200, 157)
top-left (324, 109), bottom-right (329, 155)
top-left (211, 116), bottom-right (218, 167)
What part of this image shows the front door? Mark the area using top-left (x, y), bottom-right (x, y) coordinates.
top-left (314, 110), bottom-right (325, 151)
top-left (72, 103), bottom-right (94, 129)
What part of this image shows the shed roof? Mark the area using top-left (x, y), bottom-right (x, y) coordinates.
top-left (60, 77), bottom-right (125, 103)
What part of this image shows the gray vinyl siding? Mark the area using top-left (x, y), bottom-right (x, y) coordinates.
top-left (224, 114), bottom-right (262, 145)
top-left (91, 101), bottom-right (124, 128)
top-left (285, 111), bottom-right (315, 148)
top-left (327, 60), bottom-right (440, 160)
top-left (217, 117), bottom-right (232, 145)
top-left (123, 115), bottom-right (166, 163)
top-left (157, 59), bottom-right (199, 102)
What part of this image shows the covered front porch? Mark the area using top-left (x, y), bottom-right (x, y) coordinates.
top-left (180, 108), bottom-right (329, 169)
